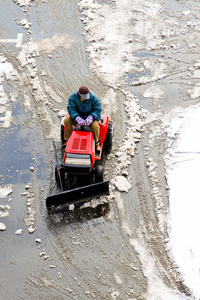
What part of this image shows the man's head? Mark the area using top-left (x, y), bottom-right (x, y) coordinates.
top-left (78, 86), bottom-right (90, 100)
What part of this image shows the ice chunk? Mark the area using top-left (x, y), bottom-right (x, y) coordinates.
top-left (15, 229), bottom-right (23, 235)
top-left (0, 184), bottom-right (13, 198)
top-left (28, 226), bottom-right (35, 234)
top-left (0, 223), bottom-right (6, 231)
top-left (114, 176), bottom-right (132, 192)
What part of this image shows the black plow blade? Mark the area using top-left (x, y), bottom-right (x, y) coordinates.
top-left (46, 181), bottom-right (109, 213)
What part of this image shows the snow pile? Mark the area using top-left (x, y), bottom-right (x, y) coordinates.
top-left (16, 28), bottom-right (76, 140)
top-left (165, 104), bottom-right (200, 299)
top-left (21, 183), bottom-right (36, 234)
top-left (78, 1), bottom-right (145, 197)
top-left (0, 54), bottom-right (17, 114)
top-left (0, 185), bottom-right (13, 231)
top-left (79, 0), bottom-right (135, 87)
top-left (111, 90), bottom-right (145, 193)
top-left (79, 0), bottom-right (167, 88)
top-left (17, 38), bottom-right (60, 139)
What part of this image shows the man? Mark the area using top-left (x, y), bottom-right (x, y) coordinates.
top-left (64, 86), bottom-right (102, 152)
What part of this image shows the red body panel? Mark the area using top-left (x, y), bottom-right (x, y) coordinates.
top-left (67, 131), bottom-right (94, 155)
top-left (63, 114), bottom-right (109, 168)
top-left (63, 130), bottom-right (95, 168)
top-left (98, 114), bottom-right (109, 144)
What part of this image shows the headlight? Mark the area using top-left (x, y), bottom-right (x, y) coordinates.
top-left (65, 157), bottom-right (91, 166)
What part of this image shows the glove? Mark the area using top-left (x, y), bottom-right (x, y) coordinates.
top-left (76, 116), bottom-right (85, 126)
top-left (85, 115), bottom-right (93, 125)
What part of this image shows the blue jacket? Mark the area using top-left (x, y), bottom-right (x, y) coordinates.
top-left (67, 91), bottom-right (102, 121)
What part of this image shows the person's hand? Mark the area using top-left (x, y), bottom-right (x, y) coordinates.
top-left (76, 116), bottom-right (85, 126)
top-left (85, 115), bottom-right (93, 125)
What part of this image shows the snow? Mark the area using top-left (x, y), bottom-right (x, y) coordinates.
top-left (79, 0), bottom-right (144, 87)
top-left (112, 175), bottom-right (132, 192)
top-left (0, 205), bottom-right (10, 218)
top-left (0, 55), bottom-right (16, 114)
top-left (18, 19), bottom-right (31, 29)
top-left (28, 225), bottom-right (35, 234)
top-left (0, 185), bottom-right (13, 198)
top-left (165, 104), bottom-right (200, 299)
top-left (15, 229), bottom-right (23, 235)
top-left (35, 34), bottom-right (75, 54)
top-left (0, 0), bottom-right (199, 298)
top-left (79, 1), bottom-right (194, 298)
top-left (130, 236), bottom-right (190, 300)
top-left (78, 0), bottom-right (146, 208)
top-left (0, 223), bottom-right (6, 231)
top-left (13, 0), bottom-right (32, 7)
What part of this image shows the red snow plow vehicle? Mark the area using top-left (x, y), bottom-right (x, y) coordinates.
top-left (46, 114), bottom-right (113, 213)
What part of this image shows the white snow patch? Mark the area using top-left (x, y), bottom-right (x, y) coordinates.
top-left (165, 104), bottom-right (200, 299)
top-left (0, 57), bottom-right (14, 80)
top-left (13, 0), bottom-right (32, 7)
top-left (0, 54), bottom-right (17, 114)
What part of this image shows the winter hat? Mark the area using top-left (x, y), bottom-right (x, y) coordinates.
top-left (79, 86), bottom-right (90, 100)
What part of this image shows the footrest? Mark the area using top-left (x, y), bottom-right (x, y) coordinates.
top-left (95, 144), bottom-right (103, 159)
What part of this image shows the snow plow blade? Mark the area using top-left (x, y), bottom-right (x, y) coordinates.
top-left (46, 181), bottom-right (109, 213)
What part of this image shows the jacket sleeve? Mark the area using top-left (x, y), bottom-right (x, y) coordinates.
top-left (90, 94), bottom-right (102, 121)
top-left (67, 93), bottom-right (79, 120)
